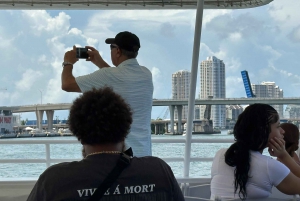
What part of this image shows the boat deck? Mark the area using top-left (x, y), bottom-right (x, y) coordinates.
top-left (0, 177), bottom-right (298, 201)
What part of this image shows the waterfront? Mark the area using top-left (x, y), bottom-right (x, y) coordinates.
top-left (0, 131), bottom-right (233, 179)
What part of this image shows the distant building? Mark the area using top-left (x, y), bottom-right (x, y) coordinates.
top-left (285, 105), bottom-right (300, 119)
top-left (199, 56), bottom-right (226, 128)
top-left (0, 110), bottom-right (20, 133)
top-left (226, 105), bottom-right (243, 129)
top-left (172, 70), bottom-right (191, 120)
top-left (226, 105), bottom-right (243, 121)
top-left (194, 105), bottom-right (200, 120)
top-left (251, 81), bottom-right (283, 118)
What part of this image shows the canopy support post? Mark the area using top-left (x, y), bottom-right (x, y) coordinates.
top-left (183, 0), bottom-right (204, 178)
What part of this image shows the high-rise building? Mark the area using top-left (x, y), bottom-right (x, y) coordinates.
top-left (226, 105), bottom-right (243, 121)
top-left (251, 82), bottom-right (283, 118)
top-left (172, 70), bottom-right (191, 120)
top-left (285, 105), bottom-right (300, 119)
top-left (199, 56), bottom-right (226, 128)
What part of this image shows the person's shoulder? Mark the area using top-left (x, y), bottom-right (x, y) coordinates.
top-left (133, 156), bottom-right (165, 162)
top-left (215, 148), bottom-right (227, 155)
top-left (139, 65), bottom-right (152, 73)
top-left (41, 161), bottom-right (80, 176)
top-left (132, 156), bottom-right (169, 166)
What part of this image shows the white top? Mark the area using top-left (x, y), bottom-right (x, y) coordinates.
top-left (75, 59), bottom-right (153, 157)
top-left (210, 148), bottom-right (290, 200)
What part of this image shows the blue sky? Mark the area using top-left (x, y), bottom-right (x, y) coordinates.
top-left (0, 0), bottom-right (300, 121)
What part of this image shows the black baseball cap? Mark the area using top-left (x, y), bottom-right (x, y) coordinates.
top-left (105, 31), bottom-right (140, 52)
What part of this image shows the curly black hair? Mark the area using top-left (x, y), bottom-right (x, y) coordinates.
top-left (225, 103), bottom-right (278, 200)
top-left (68, 87), bottom-right (132, 145)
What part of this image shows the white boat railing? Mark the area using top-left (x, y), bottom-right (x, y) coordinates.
top-left (0, 138), bottom-right (234, 168)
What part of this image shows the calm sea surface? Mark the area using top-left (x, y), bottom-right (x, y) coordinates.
top-left (0, 131), bottom-right (246, 179)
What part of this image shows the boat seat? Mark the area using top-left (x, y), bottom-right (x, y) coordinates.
top-left (181, 182), bottom-right (299, 201)
top-left (0, 178), bottom-right (36, 201)
top-left (187, 183), bottom-right (211, 199)
top-left (184, 196), bottom-right (211, 200)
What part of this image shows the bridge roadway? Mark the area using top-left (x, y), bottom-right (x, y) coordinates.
top-left (1, 97), bottom-right (300, 113)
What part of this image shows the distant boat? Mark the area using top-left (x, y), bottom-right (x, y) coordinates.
top-left (31, 129), bottom-right (47, 137)
top-left (227, 130), bottom-right (234, 135)
top-left (47, 132), bottom-right (60, 137)
top-left (0, 134), bottom-right (17, 138)
top-left (32, 133), bottom-right (47, 137)
top-left (61, 133), bottom-right (73, 136)
top-left (17, 133), bottom-right (32, 138)
top-left (60, 128), bottom-right (73, 136)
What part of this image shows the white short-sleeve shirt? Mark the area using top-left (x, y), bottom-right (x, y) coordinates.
top-left (210, 148), bottom-right (290, 200)
top-left (75, 59), bottom-right (153, 157)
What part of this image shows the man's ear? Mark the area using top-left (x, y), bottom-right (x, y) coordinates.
top-left (116, 48), bottom-right (122, 57)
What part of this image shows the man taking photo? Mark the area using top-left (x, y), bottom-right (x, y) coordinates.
top-left (61, 31), bottom-right (153, 157)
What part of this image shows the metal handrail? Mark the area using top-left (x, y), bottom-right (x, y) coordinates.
top-left (0, 138), bottom-right (234, 167)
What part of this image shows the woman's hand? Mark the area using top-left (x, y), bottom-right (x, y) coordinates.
top-left (268, 137), bottom-right (289, 159)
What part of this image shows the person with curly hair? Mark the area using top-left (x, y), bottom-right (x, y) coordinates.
top-left (278, 123), bottom-right (300, 165)
top-left (210, 103), bottom-right (300, 200)
top-left (27, 87), bottom-right (184, 201)
top-left (61, 31), bottom-right (153, 157)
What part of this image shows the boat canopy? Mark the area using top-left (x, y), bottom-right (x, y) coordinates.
top-left (0, 0), bottom-right (273, 10)
top-left (24, 127), bottom-right (33, 131)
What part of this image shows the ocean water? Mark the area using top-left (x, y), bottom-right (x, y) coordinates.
top-left (0, 131), bottom-right (235, 178)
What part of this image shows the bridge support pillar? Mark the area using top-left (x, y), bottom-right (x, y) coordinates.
top-left (46, 110), bottom-right (54, 132)
top-left (169, 105), bottom-right (175, 134)
top-left (154, 124), bottom-right (158, 135)
top-left (35, 110), bottom-right (44, 131)
top-left (177, 105), bottom-right (183, 134)
top-left (165, 123), bottom-right (168, 133)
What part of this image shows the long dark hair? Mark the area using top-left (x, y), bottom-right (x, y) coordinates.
top-left (281, 123), bottom-right (299, 157)
top-left (224, 104), bottom-right (279, 200)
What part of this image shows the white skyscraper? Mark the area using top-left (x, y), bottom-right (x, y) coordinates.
top-left (251, 81), bottom-right (284, 118)
top-left (199, 56), bottom-right (226, 128)
top-left (172, 70), bottom-right (191, 120)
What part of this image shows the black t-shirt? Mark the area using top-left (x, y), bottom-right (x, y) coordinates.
top-left (27, 154), bottom-right (184, 201)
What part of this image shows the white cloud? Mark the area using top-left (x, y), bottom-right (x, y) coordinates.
top-left (226, 76), bottom-right (244, 98)
top-left (288, 26), bottom-right (300, 43)
top-left (15, 69), bottom-right (43, 91)
top-left (226, 57), bottom-right (241, 72)
top-left (268, 0), bottom-right (300, 33)
top-left (270, 65), bottom-right (300, 82)
top-left (68, 28), bottom-right (82, 35)
top-left (229, 32), bottom-right (242, 41)
top-left (22, 11), bottom-right (70, 35)
top-left (0, 36), bottom-right (13, 48)
top-left (38, 55), bottom-right (47, 63)
top-left (203, 10), bottom-right (232, 28)
top-left (84, 9), bottom-right (230, 39)
top-left (260, 45), bottom-right (281, 68)
top-left (151, 67), bottom-right (163, 98)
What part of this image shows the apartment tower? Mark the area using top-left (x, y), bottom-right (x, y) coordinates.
top-left (251, 81), bottom-right (283, 118)
top-left (172, 70), bottom-right (191, 120)
top-left (199, 56), bottom-right (226, 128)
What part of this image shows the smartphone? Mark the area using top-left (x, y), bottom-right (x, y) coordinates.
top-left (76, 47), bottom-right (88, 59)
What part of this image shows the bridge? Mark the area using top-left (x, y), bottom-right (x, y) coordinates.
top-left (1, 97), bottom-right (299, 135)
top-left (1, 97), bottom-right (299, 113)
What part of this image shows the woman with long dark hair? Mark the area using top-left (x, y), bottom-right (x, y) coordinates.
top-left (278, 123), bottom-right (300, 165)
top-left (210, 104), bottom-right (300, 200)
